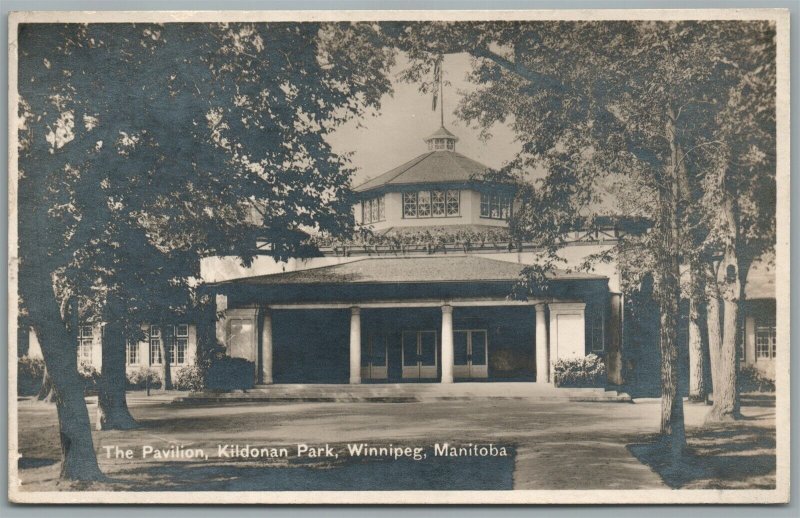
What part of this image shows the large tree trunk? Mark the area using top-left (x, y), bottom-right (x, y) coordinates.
top-left (96, 322), bottom-right (138, 430)
top-left (24, 273), bottom-right (104, 481)
top-left (688, 263), bottom-right (709, 402)
top-left (657, 111), bottom-right (686, 457)
top-left (705, 277), bottom-right (723, 407)
top-left (707, 250), bottom-right (742, 422)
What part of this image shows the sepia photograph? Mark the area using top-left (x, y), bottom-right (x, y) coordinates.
top-left (6, 9), bottom-right (790, 504)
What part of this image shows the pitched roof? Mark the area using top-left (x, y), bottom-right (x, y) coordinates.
top-left (353, 151), bottom-right (490, 193)
top-left (424, 126), bottom-right (459, 141)
top-left (221, 255), bottom-right (607, 286)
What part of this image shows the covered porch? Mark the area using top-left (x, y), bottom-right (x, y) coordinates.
top-left (209, 255), bottom-right (621, 386)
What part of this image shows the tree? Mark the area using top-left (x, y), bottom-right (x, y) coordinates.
top-left (696, 24), bottom-right (776, 421)
top-left (17, 21), bottom-right (394, 479)
top-left (387, 19), bottom-right (776, 455)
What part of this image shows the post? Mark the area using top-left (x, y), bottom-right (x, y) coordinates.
top-left (260, 307), bottom-right (273, 385)
top-left (441, 305), bottom-right (454, 383)
top-left (349, 307), bottom-right (361, 384)
top-left (535, 303), bottom-right (549, 384)
top-left (607, 294), bottom-right (623, 385)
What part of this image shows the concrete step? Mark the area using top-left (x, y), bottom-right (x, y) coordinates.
top-left (174, 383), bottom-right (631, 404)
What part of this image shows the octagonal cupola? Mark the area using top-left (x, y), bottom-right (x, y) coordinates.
top-left (424, 126), bottom-right (459, 151)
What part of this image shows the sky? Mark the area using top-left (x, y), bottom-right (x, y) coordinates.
top-left (326, 52), bottom-right (523, 186)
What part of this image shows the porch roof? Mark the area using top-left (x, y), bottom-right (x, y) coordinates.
top-left (218, 255), bottom-right (607, 286)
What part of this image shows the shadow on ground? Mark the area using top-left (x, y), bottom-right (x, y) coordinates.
top-left (627, 424), bottom-right (776, 489)
top-left (103, 450), bottom-right (516, 491)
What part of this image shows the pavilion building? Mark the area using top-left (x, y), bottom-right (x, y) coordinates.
top-left (202, 126), bottom-right (629, 385)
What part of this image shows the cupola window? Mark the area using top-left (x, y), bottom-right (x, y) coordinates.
top-left (424, 126), bottom-right (458, 152)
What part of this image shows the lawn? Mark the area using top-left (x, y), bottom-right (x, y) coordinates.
top-left (14, 393), bottom-right (775, 491)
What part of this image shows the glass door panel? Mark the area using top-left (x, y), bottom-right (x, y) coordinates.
top-left (402, 331), bottom-right (419, 379)
top-left (454, 331), bottom-right (469, 365)
top-left (418, 331), bottom-right (438, 378)
top-left (402, 332), bottom-right (418, 367)
top-left (471, 331), bottom-right (487, 366)
top-left (469, 330), bottom-right (489, 378)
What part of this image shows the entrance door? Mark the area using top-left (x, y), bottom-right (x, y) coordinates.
top-left (361, 332), bottom-right (388, 380)
top-left (453, 329), bottom-right (489, 379)
top-left (402, 330), bottom-right (438, 379)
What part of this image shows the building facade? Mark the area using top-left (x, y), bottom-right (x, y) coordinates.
top-left (203, 127), bottom-right (630, 386)
top-left (27, 322), bottom-right (199, 374)
top-left (21, 126), bottom-right (776, 388)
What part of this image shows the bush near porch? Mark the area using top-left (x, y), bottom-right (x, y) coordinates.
top-left (739, 365), bottom-right (775, 393)
top-left (205, 356), bottom-right (255, 391)
top-left (126, 367), bottom-right (163, 390)
top-left (553, 354), bottom-right (606, 388)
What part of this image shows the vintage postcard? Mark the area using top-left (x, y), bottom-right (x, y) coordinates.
top-left (7, 9), bottom-right (790, 504)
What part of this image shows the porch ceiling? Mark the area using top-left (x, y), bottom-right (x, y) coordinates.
top-left (216, 255), bottom-right (607, 286)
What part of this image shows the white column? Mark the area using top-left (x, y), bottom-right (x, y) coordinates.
top-left (441, 305), bottom-right (454, 384)
top-left (535, 303), bottom-right (549, 384)
top-left (349, 307), bottom-right (361, 384)
top-left (548, 303), bottom-right (587, 381)
top-left (260, 307), bottom-right (273, 385)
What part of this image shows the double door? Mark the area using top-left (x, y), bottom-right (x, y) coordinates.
top-left (454, 329), bottom-right (488, 378)
top-left (402, 330), bottom-right (438, 379)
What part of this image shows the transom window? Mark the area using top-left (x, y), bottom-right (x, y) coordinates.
top-left (77, 325), bottom-right (94, 361)
top-left (361, 195), bottom-right (385, 225)
top-left (755, 318), bottom-right (776, 359)
top-left (480, 192), bottom-right (513, 220)
top-left (402, 190), bottom-right (460, 218)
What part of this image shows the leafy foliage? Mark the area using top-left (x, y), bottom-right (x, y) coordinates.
top-left (126, 367), bottom-right (163, 390)
top-left (17, 355), bottom-right (46, 396)
top-left (77, 361), bottom-right (100, 392)
top-left (206, 356), bottom-right (256, 391)
top-left (174, 364), bottom-right (205, 392)
top-left (738, 365), bottom-right (775, 393)
top-left (553, 354), bottom-right (607, 388)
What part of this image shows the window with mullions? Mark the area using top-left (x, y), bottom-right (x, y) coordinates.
top-left (755, 317), bottom-right (776, 359)
top-left (402, 189), bottom-right (460, 219)
top-left (77, 325), bottom-right (94, 361)
top-left (361, 195), bottom-right (385, 225)
top-left (149, 325), bottom-right (162, 365)
top-left (480, 192), bottom-right (513, 220)
top-left (126, 342), bottom-right (139, 365)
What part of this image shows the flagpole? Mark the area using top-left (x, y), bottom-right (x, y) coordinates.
top-left (440, 61), bottom-right (444, 127)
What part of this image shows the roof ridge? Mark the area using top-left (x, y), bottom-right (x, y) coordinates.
top-left (354, 152), bottom-right (434, 191)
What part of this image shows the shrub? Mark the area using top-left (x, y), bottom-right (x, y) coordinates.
top-left (553, 354), bottom-right (606, 388)
top-left (126, 366), bottom-right (163, 390)
top-left (78, 361), bottom-right (100, 392)
top-left (17, 355), bottom-right (45, 396)
top-left (206, 356), bottom-right (255, 391)
top-left (739, 364), bottom-right (775, 393)
top-left (174, 364), bottom-right (205, 391)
